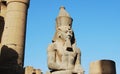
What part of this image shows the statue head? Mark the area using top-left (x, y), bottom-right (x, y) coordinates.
top-left (53, 25), bottom-right (75, 46)
top-left (58, 26), bottom-right (73, 40)
top-left (56, 6), bottom-right (73, 29)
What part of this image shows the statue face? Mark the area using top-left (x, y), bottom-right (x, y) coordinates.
top-left (58, 26), bottom-right (73, 40)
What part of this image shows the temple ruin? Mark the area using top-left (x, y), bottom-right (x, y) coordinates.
top-left (0, 0), bottom-right (116, 74)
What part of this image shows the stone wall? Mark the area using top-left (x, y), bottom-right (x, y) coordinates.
top-left (89, 60), bottom-right (116, 74)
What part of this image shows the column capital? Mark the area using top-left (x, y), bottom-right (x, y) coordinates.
top-left (7, 0), bottom-right (30, 5)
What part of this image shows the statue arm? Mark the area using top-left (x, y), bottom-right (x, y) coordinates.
top-left (47, 44), bottom-right (61, 71)
top-left (72, 44), bottom-right (81, 65)
top-left (73, 48), bottom-right (84, 73)
top-left (76, 48), bottom-right (81, 65)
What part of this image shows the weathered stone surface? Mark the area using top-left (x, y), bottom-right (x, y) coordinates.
top-left (0, 0), bottom-right (31, 74)
top-left (47, 7), bottom-right (84, 74)
top-left (1, 0), bottom-right (30, 67)
top-left (0, 15), bottom-right (4, 44)
top-left (89, 60), bottom-right (116, 74)
top-left (25, 66), bottom-right (42, 74)
top-left (0, 45), bottom-right (24, 74)
top-left (0, 0), bottom-right (6, 44)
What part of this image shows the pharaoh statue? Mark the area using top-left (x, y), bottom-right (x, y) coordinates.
top-left (47, 7), bottom-right (84, 74)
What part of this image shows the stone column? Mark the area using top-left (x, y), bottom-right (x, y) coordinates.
top-left (89, 60), bottom-right (116, 74)
top-left (0, 0), bottom-right (7, 18)
top-left (0, 0), bottom-right (7, 43)
top-left (1, 0), bottom-right (30, 67)
top-left (0, 0), bottom-right (7, 54)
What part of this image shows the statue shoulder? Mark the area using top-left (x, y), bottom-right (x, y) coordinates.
top-left (75, 47), bottom-right (80, 54)
top-left (47, 43), bottom-right (56, 51)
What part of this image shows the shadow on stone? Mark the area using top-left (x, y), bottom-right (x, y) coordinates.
top-left (0, 16), bottom-right (5, 43)
top-left (0, 45), bottom-right (24, 74)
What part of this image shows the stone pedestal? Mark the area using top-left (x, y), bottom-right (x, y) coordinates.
top-left (89, 60), bottom-right (116, 74)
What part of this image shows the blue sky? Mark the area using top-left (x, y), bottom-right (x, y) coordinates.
top-left (24, 0), bottom-right (120, 74)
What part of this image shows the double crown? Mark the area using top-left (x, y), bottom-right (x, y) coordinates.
top-left (56, 6), bottom-right (73, 28)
